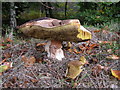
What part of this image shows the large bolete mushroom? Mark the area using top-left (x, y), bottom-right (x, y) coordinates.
top-left (18, 17), bottom-right (92, 61)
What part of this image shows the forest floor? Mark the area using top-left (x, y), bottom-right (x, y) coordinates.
top-left (1, 26), bottom-right (120, 88)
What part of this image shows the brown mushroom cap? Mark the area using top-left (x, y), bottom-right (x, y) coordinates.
top-left (18, 17), bottom-right (92, 42)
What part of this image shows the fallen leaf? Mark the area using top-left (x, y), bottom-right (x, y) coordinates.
top-left (73, 48), bottom-right (82, 54)
top-left (6, 38), bottom-right (13, 42)
top-left (68, 48), bottom-right (73, 52)
top-left (106, 54), bottom-right (119, 60)
top-left (0, 65), bottom-right (8, 73)
top-left (30, 79), bottom-right (38, 83)
top-left (0, 58), bottom-right (7, 65)
top-left (4, 53), bottom-right (11, 58)
top-left (98, 41), bottom-right (112, 45)
top-left (65, 56), bottom-right (87, 79)
top-left (92, 58), bottom-right (98, 63)
top-left (36, 43), bottom-right (46, 52)
top-left (101, 26), bottom-right (109, 31)
top-left (107, 49), bottom-right (112, 53)
top-left (102, 30), bottom-right (109, 34)
top-left (21, 56), bottom-right (36, 67)
top-left (35, 58), bottom-right (44, 63)
top-left (0, 62), bottom-right (13, 74)
top-left (67, 42), bottom-right (73, 48)
top-left (92, 64), bottom-right (108, 76)
top-left (111, 69), bottom-right (120, 80)
top-left (88, 43), bottom-right (99, 49)
top-left (6, 44), bottom-right (11, 48)
top-left (36, 43), bottom-right (46, 46)
top-left (72, 82), bottom-right (78, 88)
top-left (93, 30), bottom-right (100, 33)
top-left (0, 44), bottom-right (5, 46)
top-left (79, 45), bottom-right (86, 51)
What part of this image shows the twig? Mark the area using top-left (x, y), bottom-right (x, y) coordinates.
top-left (0, 58), bottom-right (7, 65)
top-left (40, 2), bottom-right (54, 9)
top-left (23, 73), bottom-right (35, 87)
top-left (45, 65), bottom-right (62, 80)
top-left (30, 69), bottom-right (39, 80)
top-left (109, 60), bottom-right (119, 69)
top-left (101, 72), bottom-right (106, 88)
top-left (86, 71), bottom-right (97, 88)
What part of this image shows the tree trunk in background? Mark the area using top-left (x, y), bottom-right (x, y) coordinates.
top-left (10, 2), bottom-right (17, 39)
top-left (42, 2), bottom-right (53, 18)
top-left (48, 2), bottom-right (53, 18)
top-left (40, 2), bottom-right (44, 13)
top-left (43, 2), bottom-right (49, 17)
top-left (65, 1), bottom-right (68, 18)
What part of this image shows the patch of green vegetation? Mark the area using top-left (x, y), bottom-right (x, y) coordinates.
top-left (105, 42), bottom-right (119, 54)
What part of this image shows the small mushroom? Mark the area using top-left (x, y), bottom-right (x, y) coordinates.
top-left (18, 17), bottom-right (92, 61)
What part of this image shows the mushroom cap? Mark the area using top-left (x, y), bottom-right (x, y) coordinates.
top-left (18, 17), bottom-right (92, 42)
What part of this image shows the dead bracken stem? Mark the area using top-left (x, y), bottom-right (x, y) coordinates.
top-left (45, 65), bottom-right (62, 80)
top-left (29, 68), bottom-right (39, 80)
top-left (87, 72), bottom-right (97, 88)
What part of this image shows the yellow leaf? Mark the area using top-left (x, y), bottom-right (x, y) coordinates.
top-left (65, 56), bottom-right (87, 79)
top-left (111, 69), bottom-right (120, 80)
top-left (0, 62), bottom-right (13, 73)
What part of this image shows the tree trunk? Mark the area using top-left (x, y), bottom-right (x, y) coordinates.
top-left (48, 2), bottom-right (53, 18)
top-left (10, 2), bottom-right (17, 39)
top-left (43, 2), bottom-right (49, 17)
top-left (65, 1), bottom-right (68, 18)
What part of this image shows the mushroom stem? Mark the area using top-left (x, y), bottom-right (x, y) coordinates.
top-left (45, 40), bottom-right (64, 61)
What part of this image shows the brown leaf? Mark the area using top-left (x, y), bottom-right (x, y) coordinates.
top-left (4, 53), bottom-right (11, 58)
top-left (0, 58), bottom-right (7, 65)
top-left (102, 30), bottom-right (109, 34)
top-left (79, 45), bottom-right (86, 51)
top-left (6, 44), bottom-right (11, 49)
top-left (73, 48), bottom-right (82, 54)
top-left (36, 43), bottom-right (46, 52)
top-left (92, 58), bottom-right (98, 63)
top-left (6, 38), bottom-right (13, 42)
top-left (98, 41), bottom-right (112, 45)
top-left (93, 30), bottom-right (100, 33)
top-left (21, 56), bottom-right (36, 67)
top-left (35, 58), bottom-right (43, 63)
top-left (30, 79), bottom-right (38, 83)
top-left (111, 69), bottom-right (120, 80)
top-left (106, 54), bottom-right (119, 60)
top-left (0, 44), bottom-right (5, 46)
top-left (88, 43), bottom-right (99, 49)
top-left (92, 64), bottom-right (105, 76)
top-left (36, 43), bottom-right (46, 46)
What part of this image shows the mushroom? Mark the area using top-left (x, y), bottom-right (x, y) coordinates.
top-left (18, 17), bottom-right (92, 61)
